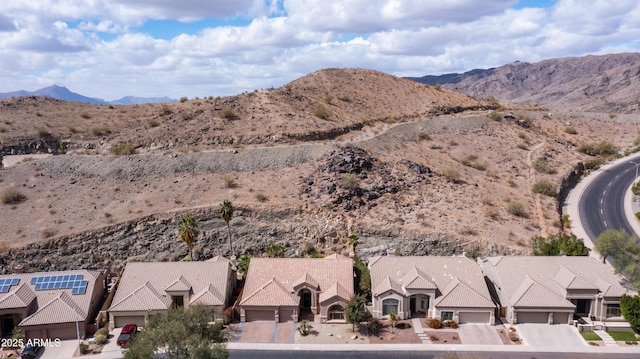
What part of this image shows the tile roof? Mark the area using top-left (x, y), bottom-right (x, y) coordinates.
top-left (0, 269), bottom-right (103, 326)
top-left (319, 282), bottom-right (351, 304)
top-left (108, 260), bottom-right (232, 313)
top-left (369, 256), bottom-right (493, 309)
top-left (482, 256), bottom-right (631, 307)
top-left (510, 276), bottom-right (574, 308)
top-left (240, 255), bottom-right (354, 307)
top-left (190, 284), bottom-right (225, 306)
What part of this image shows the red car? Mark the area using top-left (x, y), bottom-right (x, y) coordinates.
top-left (116, 324), bottom-right (138, 347)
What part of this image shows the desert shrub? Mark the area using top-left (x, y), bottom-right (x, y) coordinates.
top-left (419, 132), bottom-right (432, 141)
top-left (179, 96), bottom-right (188, 103)
top-left (222, 173), bottom-right (236, 188)
top-left (110, 143), bottom-right (136, 155)
top-left (301, 241), bottom-right (315, 255)
top-left (633, 182), bottom-right (640, 196)
top-left (442, 167), bottom-right (462, 183)
top-left (266, 243), bottom-right (284, 258)
top-left (159, 104), bottom-right (172, 116)
top-left (433, 83), bottom-right (442, 91)
top-left (429, 334), bottom-right (439, 341)
top-left (366, 318), bottom-right (382, 336)
top-left (79, 343), bottom-right (89, 354)
top-left (0, 125), bottom-right (6, 133)
top-left (1, 188), bottom-right (27, 205)
top-left (583, 157), bottom-right (605, 170)
top-left (37, 126), bottom-right (50, 137)
top-left (488, 111), bottom-right (502, 121)
top-left (309, 250), bottom-right (324, 258)
top-left (254, 191), bottom-right (268, 202)
top-left (507, 201), bottom-right (528, 218)
top-left (147, 119), bottom-right (160, 128)
top-left (94, 333), bottom-right (108, 345)
top-left (460, 154), bottom-right (486, 171)
top-left (340, 173), bottom-right (360, 189)
top-left (313, 105), bottom-right (330, 120)
top-left (533, 158), bottom-right (556, 174)
top-left (427, 318), bottom-right (442, 329)
top-left (485, 95), bottom-right (500, 106)
top-left (91, 127), bottom-right (111, 136)
top-left (96, 327), bottom-right (109, 337)
top-left (517, 131), bottom-right (528, 140)
top-left (578, 141), bottom-right (617, 156)
top-left (219, 107), bottom-right (237, 120)
top-left (532, 180), bottom-right (557, 197)
top-left (516, 143), bottom-right (529, 150)
top-left (324, 92), bottom-right (333, 104)
top-left (518, 114), bottom-right (534, 127)
top-left (337, 94), bottom-right (351, 102)
top-left (297, 320), bottom-right (313, 336)
top-left (80, 111), bottom-right (91, 119)
top-left (444, 320), bottom-right (458, 329)
top-left (636, 212), bottom-right (640, 221)
top-left (564, 126), bottom-right (578, 134)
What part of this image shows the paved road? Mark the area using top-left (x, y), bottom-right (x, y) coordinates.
top-left (578, 159), bottom-right (638, 241)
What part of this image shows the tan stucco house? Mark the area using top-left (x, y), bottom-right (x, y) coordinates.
top-left (369, 255), bottom-right (496, 324)
top-left (0, 269), bottom-right (106, 340)
top-left (479, 256), bottom-right (631, 324)
top-left (238, 254), bottom-right (354, 323)
top-left (107, 258), bottom-right (235, 328)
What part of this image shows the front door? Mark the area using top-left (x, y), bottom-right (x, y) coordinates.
top-left (410, 297), bottom-right (416, 313)
top-left (2, 315), bottom-right (15, 336)
top-left (576, 299), bottom-right (591, 315)
top-left (301, 290), bottom-right (312, 309)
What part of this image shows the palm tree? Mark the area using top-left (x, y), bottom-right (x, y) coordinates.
top-left (178, 215), bottom-right (199, 261)
top-left (347, 233), bottom-right (359, 257)
top-left (219, 199), bottom-right (234, 256)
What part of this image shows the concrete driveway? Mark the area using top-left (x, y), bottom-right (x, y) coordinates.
top-left (457, 324), bottom-right (504, 345)
top-left (515, 324), bottom-right (585, 347)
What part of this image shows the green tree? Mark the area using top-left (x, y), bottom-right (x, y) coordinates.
top-left (620, 294), bottom-right (640, 328)
top-left (347, 233), bottom-right (359, 254)
top-left (237, 255), bottom-right (251, 275)
top-left (531, 233), bottom-right (589, 256)
top-left (389, 310), bottom-right (399, 333)
top-left (178, 215), bottom-right (199, 261)
top-left (219, 200), bottom-right (234, 256)
top-left (344, 294), bottom-right (370, 332)
top-left (353, 257), bottom-right (371, 299)
top-left (266, 243), bottom-right (284, 258)
top-left (124, 306), bottom-right (227, 359)
top-left (595, 229), bottom-right (635, 263)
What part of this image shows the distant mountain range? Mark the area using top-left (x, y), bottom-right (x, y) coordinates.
top-left (407, 52), bottom-right (640, 113)
top-left (0, 85), bottom-right (175, 105)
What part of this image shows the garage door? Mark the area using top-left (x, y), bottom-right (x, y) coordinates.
top-left (114, 315), bottom-right (146, 328)
top-left (553, 312), bottom-right (571, 324)
top-left (279, 309), bottom-right (295, 322)
top-left (245, 309), bottom-right (275, 322)
top-left (517, 311), bottom-right (548, 323)
top-left (458, 311), bottom-right (490, 324)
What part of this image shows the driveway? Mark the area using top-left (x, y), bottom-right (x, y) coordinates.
top-left (515, 324), bottom-right (585, 347)
top-left (457, 324), bottom-right (504, 345)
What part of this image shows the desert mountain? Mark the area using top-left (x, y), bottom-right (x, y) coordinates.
top-left (0, 67), bottom-right (638, 273)
top-left (0, 85), bottom-right (174, 105)
top-left (408, 52), bottom-right (640, 113)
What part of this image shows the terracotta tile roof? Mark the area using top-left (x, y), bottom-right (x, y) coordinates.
top-left (190, 284), bottom-right (225, 306)
top-left (0, 269), bottom-right (103, 326)
top-left (0, 284), bottom-right (36, 309)
top-left (510, 276), bottom-right (574, 308)
top-left (240, 255), bottom-right (353, 307)
top-left (319, 282), bottom-right (351, 304)
top-left (108, 261), bottom-right (232, 313)
top-left (481, 256), bottom-right (631, 307)
top-left (21, 292), bottom-right (86, 327)
top-left (370, 256), bottom-right (493, 309)
top-left (435, 277), bottom-right (495, 308)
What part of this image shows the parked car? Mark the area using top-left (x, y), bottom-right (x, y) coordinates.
top-left (116, 324), bottom-right (138, 347)
top-left (20, 343), bottom-right (43, 359)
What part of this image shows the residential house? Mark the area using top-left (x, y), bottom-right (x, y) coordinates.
top-left (369, 255), bottom-right (496, 324)
top-left (0, 269), bottom-right (106, 340)
top-left (238, 254), bottom-right (353, 323)
top-left (479, 256), bottom-right (631, 324)
top-left (107, 258), bottom-right (235, 328)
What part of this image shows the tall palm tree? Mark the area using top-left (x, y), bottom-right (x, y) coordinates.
top-left (219, 200), bottom-right (234, 256)
top-left (178, 215), bottom-right (199, 261)
top-left (347, 233), bottom-right (359, 257)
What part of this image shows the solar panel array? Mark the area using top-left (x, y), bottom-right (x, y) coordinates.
top-left (30, 274), bottom-right (88, 295)
top-left (0, 278), bottom-right (20, 293)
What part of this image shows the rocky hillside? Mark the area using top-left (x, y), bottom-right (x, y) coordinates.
top-left (409, 53), bottom-right (640, 113)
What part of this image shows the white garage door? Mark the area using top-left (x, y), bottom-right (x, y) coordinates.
top-left (517, 311), bottom-right (548, 324)
top-left (114, 315), bottom-right (146, 328)
top-left (458, 311), bottom-right (490, 324)
top-left (553, 312), bottom-right (571, 324)
top-left (245, 309), bottom-right (275, 322)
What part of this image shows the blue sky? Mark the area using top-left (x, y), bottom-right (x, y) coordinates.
top-left (0, 0), bottom-right (638, 100)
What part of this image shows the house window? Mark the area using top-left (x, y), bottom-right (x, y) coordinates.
top-left (440, 311), bottom-right (453, 321)
top-left (382, 298), bottom-right (399, 316)
top-left (606, 304), bottom-right (621, 317)
top-left (328, 305), bottom-right (345, 320)
top-left (172, 295), bottom-right (184, 309)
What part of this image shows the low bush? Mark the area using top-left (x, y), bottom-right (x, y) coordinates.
top-left (533, 158), bottom-right (557, 174)
top-left (564, 126), bottom-right (578, 134)
top-left (443, 320), bottom-right (458, 329)
top-left (110, 143), bottom-right (136, 155)
top-left (1, 188), bottom-right (27, 205)
top-left (219, 107), bottom-right (237, 120)
top-left (96, 327), bottom-right (109, 337)
top-left (507, 201), bottom-right (528, 218)
top-left (159, 104), bottom-right (172, 116)
top-left (94, 333), bottom-right (108, 345)
top-left (80, 343), bottom-right (89, 354)
top-left (313, 105), bottom-right (331, 120)
top-left (91, 127), bottom-right (111, 137)
top-left (427, 318), bottom-right (442, 329)
top-left (578, 141), bottom-right (617, 157)
top-left (340, 173), bottom-right (360, 189)
top-left (532, 180), bottom-right (558, 197)
top-left (487, 111), bottom-right (502, 121)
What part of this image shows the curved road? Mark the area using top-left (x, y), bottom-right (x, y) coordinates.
top-left (578, 160), bottom-right (638, 241)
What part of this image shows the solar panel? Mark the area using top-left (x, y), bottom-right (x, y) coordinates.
top-left (30, 274), bottom-right (88, 295)
top-left (0, 278), bottom-right (20, 293)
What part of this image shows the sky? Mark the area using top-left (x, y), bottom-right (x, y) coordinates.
top-left (1, 0), bottom-right (639, 101)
